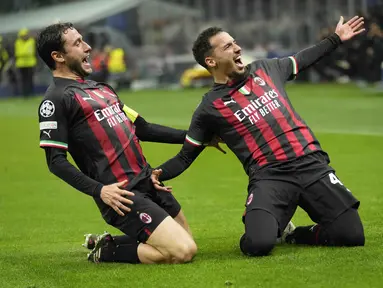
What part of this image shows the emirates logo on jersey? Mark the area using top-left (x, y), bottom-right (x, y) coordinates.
top-left (233, 89), bottom-right (281, 125)
top-left (139, 213), bottom-right (152, 224)
top-left (93, 103), bottom-right (129, 128)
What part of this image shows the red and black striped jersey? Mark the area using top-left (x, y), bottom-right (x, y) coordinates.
top-left (185, 58), bottom-right (327, 175)
top-left (159, 58), bottom-right (331, 180)
top-left (188, 58), bottom-right (327, 174)
top-left (38, 77), bottom-right (147, 186)
top-left (157, 34), bottom-right (342, 181)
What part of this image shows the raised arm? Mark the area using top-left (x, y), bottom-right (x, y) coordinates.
top-left (272, 16), bottom-right (365, 81)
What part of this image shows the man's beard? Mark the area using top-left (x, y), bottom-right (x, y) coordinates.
top-left (229, 67), bottom-right (247, 81)
top-left (67, 59), bottom-right (90, 78)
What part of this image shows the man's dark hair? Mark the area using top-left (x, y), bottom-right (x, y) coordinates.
top-left (192, 27), bottom-right (223, 69)
top-left (37, 22), bottom-right (74, 70)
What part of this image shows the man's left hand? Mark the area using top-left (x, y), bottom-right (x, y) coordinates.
top-left (335, 16), bottom-right (365, 42)
top-left (151, 169), bottom-right (172, 193)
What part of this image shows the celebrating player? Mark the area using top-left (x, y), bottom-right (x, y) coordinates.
top-left (152, 16), bottom-right (366, 257)
top-left (37, 22), bottom-right (224, 264)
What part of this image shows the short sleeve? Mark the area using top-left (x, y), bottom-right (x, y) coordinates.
top-left (38, 92), bottom-right (70, 150)
top-left (185, 102), bottom-right (214, 147)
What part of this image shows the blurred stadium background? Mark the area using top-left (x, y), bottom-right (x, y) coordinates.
top-left (0, 0), bottom-right (382, 96)
top-left (1, 1), bottom-right (383, 288)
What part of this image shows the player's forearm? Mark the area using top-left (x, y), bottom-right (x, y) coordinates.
top-left (45, 148), bottom-right (103, 197)
top-left (157, 144), bottom-right (204, 181)
top-left (135, 116), bottom-right (187, 144)
top-left (157, 155), bottom-right (192, 181)
top-left (294, 33), bottom-right (342, 72)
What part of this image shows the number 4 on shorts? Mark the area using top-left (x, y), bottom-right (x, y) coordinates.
top-left (329, 172), bottom-right (351, 192)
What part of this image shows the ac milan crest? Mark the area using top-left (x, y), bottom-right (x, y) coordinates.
top-left (253, 77), bottom-right (266, 86)
top-left (139, 213), bottom-right (152, 224)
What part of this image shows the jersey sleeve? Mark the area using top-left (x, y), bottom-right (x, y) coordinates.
top-left (262, 57), bottom-right (298, 83)
top-left (262, 33), bottom-right (342, 82)
top-left (185, 102), bottom-right (214, 147)
top-left (156, 101), bottom-right (215, 181)
top-left (38, 91), bottom-right (71, 150)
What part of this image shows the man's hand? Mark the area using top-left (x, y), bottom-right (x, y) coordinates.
top-left (151, 169), bottom-right (172, 193)
top-left (335, 16), bottom-right (365, 42)
top-left (207, 135), bottom-right (226, 154)
top-left (100, 180), bottom-right (135, 216)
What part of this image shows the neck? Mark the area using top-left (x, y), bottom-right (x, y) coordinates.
top-left (53, 67), bottom-right (83, 80)
top-left (212, 71), bottom-right (231, 84)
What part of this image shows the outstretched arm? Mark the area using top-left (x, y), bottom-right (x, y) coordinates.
top-left (157, 139), bottom-right (205, 181)
top-left (122, 105), bottom-right (187, 144)
top-left (151, 101), bottom-right (217, 185)
top-left (274, 16), bottom-right (365, 81)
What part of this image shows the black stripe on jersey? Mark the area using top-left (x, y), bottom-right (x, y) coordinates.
top-left (256, 69), bottom-right (320, 154)
top-left (212, 97), bottom-right (269, 168)
top-left (73, 91), bottom-right (130, 184)
top-left (97, 88), bottom-right (147, 169)
top-left (68, 108), bottom-right (119, 185)
top-left (252, 71), bottom-right (304, 159)
top-left (85, 89), bottom-right (144, 178)
top-left (283, 98), bottom-right (322, 153)
top-left (231, 78), bottom-right (281, 163)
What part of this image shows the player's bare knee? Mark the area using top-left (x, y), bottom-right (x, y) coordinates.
top-left (171, 240), bottom-right (197, 263)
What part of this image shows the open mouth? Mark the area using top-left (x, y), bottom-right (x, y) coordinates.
top-left (82, 55), bottom-right (90, 65)
top-left (234, 56), bottom-right (244, 69)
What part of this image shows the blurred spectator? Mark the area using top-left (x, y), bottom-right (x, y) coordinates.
top-left (14, 28), bottom-right (37, 97)
top-left (312, 4), bottom-right (383, 85)
top-left (88, 48), bottom-right (109, 83)
top-left (311, 27), bottom-right (351, 82)
top-left (0, 36), bottom-right (9, 84)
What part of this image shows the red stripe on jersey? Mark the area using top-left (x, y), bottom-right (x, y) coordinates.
top-left (251, 79), bottom-right (304, 158)
top-left (233, 89), bottom-right (288, 161)
top-left (256, 69), bottom-right (317, 152)
top-left (87, 90), bottom-right (143, 176)
top-left (74, 93), bottom-right (128, 183)
top-left (213, 98), bottom-right (268, 166)
top-left (97, 87), bottom-right (147, 166)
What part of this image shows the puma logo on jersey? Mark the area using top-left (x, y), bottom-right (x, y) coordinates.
top-left (82, 92), bottom-right (97, 102)
top-left (223, 97), bottom-right (236, 106)
top-left (43, 130), bottom-right (52, 138)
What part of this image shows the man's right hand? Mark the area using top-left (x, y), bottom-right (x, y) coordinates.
top-left (100, 180), bottom-right (135, 216)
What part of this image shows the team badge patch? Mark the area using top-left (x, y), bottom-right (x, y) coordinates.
top-left (253, 77), bottom-right (266, 86)
top-left (40, 100), bottom-right (55, 118)
top-left (139, 213), bottom-right (152, 224)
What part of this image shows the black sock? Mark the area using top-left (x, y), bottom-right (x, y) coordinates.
top-left (286, 208), bottom-right (364, 246)
top-left (285, 225), bottom-right (320, 245)
top-left (100, 235), bottom-right (141, 263)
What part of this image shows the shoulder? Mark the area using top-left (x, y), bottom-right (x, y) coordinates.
top-left (203, 85), bottom-right (230, 103)
top-left (249, 58), bottom-right (278, 70)
top-left (39, 81), bottom-right (76, 113)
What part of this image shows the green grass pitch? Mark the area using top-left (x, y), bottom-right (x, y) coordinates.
top-left (0, 84), bottom-right (383, 288)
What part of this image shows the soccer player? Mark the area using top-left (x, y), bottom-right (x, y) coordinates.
top-left (152, 16), bottom-right (366, 257)
top-left (37, 22), bottom-right (222, 264)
